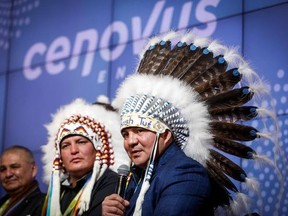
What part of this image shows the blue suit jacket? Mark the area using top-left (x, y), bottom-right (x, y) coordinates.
top-left (125, 143), bottom-right (214, 216)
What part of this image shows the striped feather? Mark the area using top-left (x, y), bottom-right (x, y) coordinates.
top-left (180, 51), bottom-right (218, 84)
top-left (206, 159), bottom-right (238, 192)
top-left (137, 43), bottom-right (163, 74)
top-left (149, 40), bottom-right (172, 75)
top-left (205, 86), bottom-right (254, 109)
top-left (171, 44), bottom-right (203, 78)
top-left (212, 136), bottom-right (256, 159)
top-left (194, 68), bottom-right (242, 98)
top-left (210, 179), bottom-right (232, 207)
top-left (209, 149), bottom-right (247, 182)
top-left (210, 121), bottom-right (259, 141)
top-left (209, 106), bottom-right (258, 122)
top-left (160, 42), bottom-right (189, 76)
top-left (190, 55), bottom-right (228, 88)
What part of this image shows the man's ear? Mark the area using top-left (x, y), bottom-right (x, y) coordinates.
top-left (163, 129), bottom-right (173, 144)
top-left (32, 163), bottom-right (37, 179)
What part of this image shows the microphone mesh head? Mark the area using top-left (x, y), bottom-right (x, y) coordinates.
top-left (117, 164), bottom-right (130, 176)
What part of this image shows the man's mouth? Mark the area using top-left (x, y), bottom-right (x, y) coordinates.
top-left (131, 149), bottom-right (142, 157)
top-left (71, 157), bottom-right (82, 163)
top-left (4, 179), bottom-right (17, 184)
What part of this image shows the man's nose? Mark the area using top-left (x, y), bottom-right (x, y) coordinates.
top-left (5, 168), bottom-right (13, 178)
top-left (70, 143), bottom-right (79, 154)
top-left (127, 132), bottom-right (138, 146)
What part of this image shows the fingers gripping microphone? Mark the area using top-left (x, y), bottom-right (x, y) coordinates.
top-left (116, 164), bottom-right (130, 198)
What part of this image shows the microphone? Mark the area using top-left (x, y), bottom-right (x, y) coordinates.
top-left (116, 164), bottom-right (130, 198)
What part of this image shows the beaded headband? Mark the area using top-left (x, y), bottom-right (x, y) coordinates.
top-left (120, 94), bottom-right (189, 146)
top-left (121, 113), bottom-right (169, 134)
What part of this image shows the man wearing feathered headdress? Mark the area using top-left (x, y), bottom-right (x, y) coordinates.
top-left (41, 97), bottom-right (129, 216)
top-left (102, 31), bottom-right (280, 216)
top-left (103, 107), bottom-right (215, 215)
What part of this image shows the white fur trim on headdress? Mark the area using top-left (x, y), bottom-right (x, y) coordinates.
top-left (113, 74), bottom-right (212, 166)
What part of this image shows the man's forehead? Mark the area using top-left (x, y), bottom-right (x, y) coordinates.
top-left (122, 126), bottom-right (151, 132)
top-left (3, 149), bottom-right (25, 156)
top-left (1, 150), bottom-right (29, 163)
top-left (61, 134), bottom-right (89, 141)
top-left (60, 134), bottom-right (92, 146)
top-left (0, 153), bottom-right (21, 167)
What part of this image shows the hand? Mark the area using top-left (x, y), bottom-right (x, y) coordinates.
top-left (102, 194), bottom-right (129, 216)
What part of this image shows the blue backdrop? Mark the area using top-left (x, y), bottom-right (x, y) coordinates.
top-left (0, 0), bottom-right (287, 215)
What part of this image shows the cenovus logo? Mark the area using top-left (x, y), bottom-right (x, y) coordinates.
top-left (21, 0), bottom-right (219, 80)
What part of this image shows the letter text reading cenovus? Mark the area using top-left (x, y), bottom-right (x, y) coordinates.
top-left (23, 0), bottom-right (219, 80)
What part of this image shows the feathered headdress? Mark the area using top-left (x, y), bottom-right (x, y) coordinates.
top-left (41, 97), bottom-right (129, 216)
top-left (113, 31), bottom-right (281, 215)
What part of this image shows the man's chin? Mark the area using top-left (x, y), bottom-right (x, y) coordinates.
top-left (132, 158), bottom-right (148, 168)
top-left (68, 166), bottom-right (91, 177)
top-left (4, 185), bottom-right (21, 194)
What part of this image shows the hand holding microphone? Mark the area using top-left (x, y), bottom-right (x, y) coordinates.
top-left (115, 164), bottom-right (130, 198)
top-left (102, 164), bottom-right (130, 216)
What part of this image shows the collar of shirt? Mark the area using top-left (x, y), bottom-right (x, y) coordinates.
top-left (61, 171), bottom-right (92, 190)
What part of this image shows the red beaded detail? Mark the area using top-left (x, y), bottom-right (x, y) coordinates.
top-left (53, 154), bottom-right (63, 170)
top-left (55, 114), bottom-right (115, 167)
